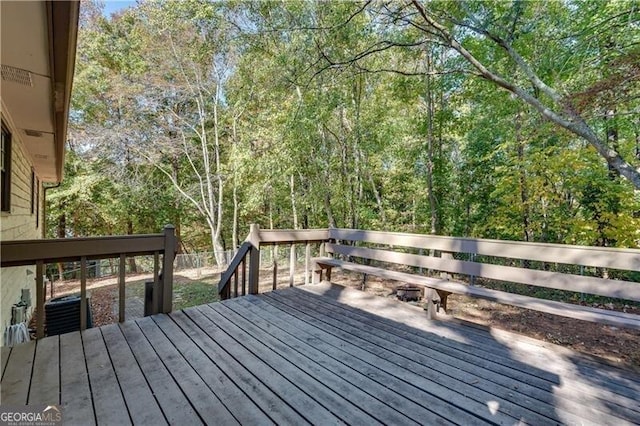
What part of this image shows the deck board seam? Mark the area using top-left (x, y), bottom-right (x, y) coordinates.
top-left (58, 336), bottom-right (61, 406)
top-left (1, 347), bottom-right (11, 381)
top-left (136, 317), bottom-right (238, 424)
top-left (25, 340), bottom-right (37, 405)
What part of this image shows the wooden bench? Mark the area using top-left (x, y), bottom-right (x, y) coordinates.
top-left (312, 229), bottom-right (640, 330)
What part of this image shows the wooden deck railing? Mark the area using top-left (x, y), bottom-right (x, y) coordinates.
top-left (219, 225), bottom-right (640, 328)
top-left (1, 225), bottom-right (178, 338)
top-left (218, 225), bottom-right (329, 299)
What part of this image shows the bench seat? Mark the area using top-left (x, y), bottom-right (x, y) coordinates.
top-left (312, 257), bottom-right (640, 330)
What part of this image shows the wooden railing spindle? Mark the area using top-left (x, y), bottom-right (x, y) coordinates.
top-left (80, 256), bottom-right (87, 331)
top-left (305, 243), bottom-right (311, 285)
top-left (153, 251), bottom-right (160, 314)
top-left (289, 244), bottom-right (295, 287)
top-left (35, 261), bottom-right (44, 339)
top-left (242, 258), bottom-right (246, 296)
top-left (162, 225), bottom-right (176, 313)
top-left (119, 254), bottom-right (126, 322)
top-left (234, 270), bottom-right (239, 297)
top-left (272, 244), bottom-right (278, 290)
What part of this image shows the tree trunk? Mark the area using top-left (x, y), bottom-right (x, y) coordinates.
top-left (170, 155), bottom-right (182, 254)
top-left (290, 174), bottom-right (298, 229)
top-left (368, 173), bottom-right (386, 223)
top-left (324, 193), bottom-right (336, 228)
top-left (126, 219), bottom-right (138, 273)
top-left (56, 212), bottom-right (66, 280)
top-left (515, 110), bottom-right (531, 242)
top-left (425, 51), bottom-right (438, 235)
top-left (411, 1), bottom-right (640, 189)
top-left (232, 116), bottom-right (240, 250)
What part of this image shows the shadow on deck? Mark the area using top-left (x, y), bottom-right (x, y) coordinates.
top-left (2, 283), bottom-right (639, 425)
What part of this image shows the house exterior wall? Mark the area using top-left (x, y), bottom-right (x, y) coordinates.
top-left (1, 118), bottom-right (44, 345)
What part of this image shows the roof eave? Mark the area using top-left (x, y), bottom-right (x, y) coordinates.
top-left (47, 0), bottom-right (79, 183)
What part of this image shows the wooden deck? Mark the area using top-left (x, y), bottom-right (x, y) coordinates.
top-left (2, 283), bottom-right (639, 425)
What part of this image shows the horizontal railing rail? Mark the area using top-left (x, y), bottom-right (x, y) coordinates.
top-left (325, 242), bottom-right (640, 301)
top-left (1, 234), bottom-right (167, 267)
top-left (257, 229), bottom-right (330, 245)
top-left (1, 225), bottom-right (177, 339)
top-left (219, 225), bottom-right (640, 326)
top-left (329, 228), bottom-right (639, 270)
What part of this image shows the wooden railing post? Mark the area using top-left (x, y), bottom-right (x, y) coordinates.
top-left (162, 225), bottom-right (176, 313)
top-left (248, 224), bottom-right (260, 295)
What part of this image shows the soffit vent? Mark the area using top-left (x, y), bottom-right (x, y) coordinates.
top-left (24, 129), bottom-right (43, 137)
top-left (1, 65), bottom-right (33, 87)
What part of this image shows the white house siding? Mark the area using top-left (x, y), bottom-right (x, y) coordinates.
top-left (1, 123), bottom-right (44, 345)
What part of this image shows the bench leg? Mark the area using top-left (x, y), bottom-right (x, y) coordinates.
top-left (325, 267), bottom-right (332, 282)
top-left (424, 288), bottom-right (441, 320)
top-left (436, 290), bottom-right (451, 313)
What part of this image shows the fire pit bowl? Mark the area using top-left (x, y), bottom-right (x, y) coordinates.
top-left (396, 286), bottom-right (422, 302)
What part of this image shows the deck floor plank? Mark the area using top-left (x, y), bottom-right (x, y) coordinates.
top-left (82, 327), bottom-right (132, 425)
top-left (0, 339), bottom-right (35, 405)
top-left (136, 316), bottom-right (241, 424)
top-left (59, 331), bottom-right (95, 425)
top-left (282, 287), bottom-right (634, 424)
top-left (259, 292), bottom-right (531, 425)
top-left (295, 285), bottom-right (640, 416)
top-left (118, 321), bottom-right (202, 425)
top-left (299, 284), bottom-right (640, 395)
top-left (167, 310), bottom-right (323, 425)
top-left (190, 304), bottom-right (385, 426)
top-left (240, 294), bottom-right (484, 425)
top-left (2, 284), bottom-right (639, 426)
top-left (223, 298), bottom-right (456, 426)
top-left (28, 335), bottom-right (59, 405)
top-left (1, 346), bottom-right (10, 381)
top-left (100, 324), bottom-right (168, 425)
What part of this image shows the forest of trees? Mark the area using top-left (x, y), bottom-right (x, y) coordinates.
top-left (47, 0), bottom-right (640, 263)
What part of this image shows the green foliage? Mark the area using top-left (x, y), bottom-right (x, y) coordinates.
top-left (51, 0), bottom-right (640, 251)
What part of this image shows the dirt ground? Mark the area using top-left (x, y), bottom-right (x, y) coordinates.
top-left (45, 267), bottom-right (640, 369)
